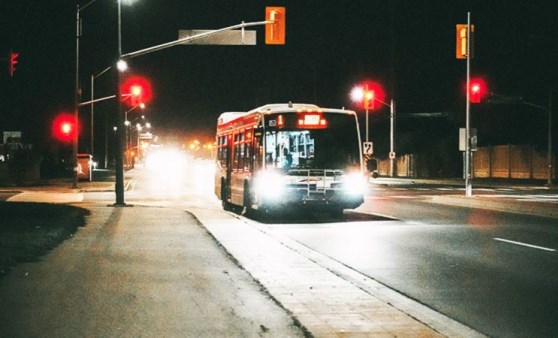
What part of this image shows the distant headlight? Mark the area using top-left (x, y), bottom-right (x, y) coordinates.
top-left (255, 171), bottom-right (284, 200)
top-left (343, 173), bottom-right (367, 195)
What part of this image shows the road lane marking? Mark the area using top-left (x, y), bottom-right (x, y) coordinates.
top-left (494, 238), bottom-right (556, 252)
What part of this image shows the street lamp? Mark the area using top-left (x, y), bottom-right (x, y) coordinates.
top-left (114, 0), bottom-right (138, 206)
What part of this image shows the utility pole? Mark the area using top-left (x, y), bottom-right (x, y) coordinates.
top-left (464, 12), bottom-right (473, 197)
top-left (548, 89), bottom-right (553, 186)
top-left (389, 99), bottom-right (396, 177)
top-left (114, 0), bottom-right (126, 206)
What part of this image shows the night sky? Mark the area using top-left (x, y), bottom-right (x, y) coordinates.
top-left (1, 0), bottom-right (557, 155)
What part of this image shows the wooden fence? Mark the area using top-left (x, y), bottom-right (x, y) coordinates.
top-left (375, 144), bottom-right (554, 180)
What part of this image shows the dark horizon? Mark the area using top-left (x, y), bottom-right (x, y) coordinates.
top-left (1, 1), bottom-right (557, 154)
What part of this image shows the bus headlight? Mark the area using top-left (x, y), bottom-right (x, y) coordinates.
top-left (343, 173), bottom-right (367, 195)
top-left (255, 171), bottom-right (284, 200)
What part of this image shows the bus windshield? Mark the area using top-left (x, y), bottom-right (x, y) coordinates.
top-left (264, 113), bottom-right (360, 170)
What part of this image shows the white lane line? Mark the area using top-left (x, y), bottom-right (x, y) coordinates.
top-left (494, 238), bottom-right (556, 252)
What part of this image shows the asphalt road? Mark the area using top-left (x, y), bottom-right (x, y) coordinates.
top-left (257, 188), bottom-right (558, 338)
top-left (3, 156), bottom-right (557, 337)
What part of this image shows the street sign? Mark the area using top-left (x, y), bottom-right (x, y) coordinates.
top-left (178, 29), bottom-right (256, 45)
top-left (459, 128), bottom-right (477, 151)
top-left (363, 142), bottom-right (373, 155)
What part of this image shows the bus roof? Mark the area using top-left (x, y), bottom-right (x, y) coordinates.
top-left (250, 103), bottom-right (320, 113)
top-left (217, 111), bottom-right (250, 125)
top-left (217, 103), bottom-right (356, 127)
top-left (249, 103), bottom-right (355, 115)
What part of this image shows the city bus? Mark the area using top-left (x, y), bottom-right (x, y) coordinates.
top-left (214, 103), bottom-right (366, 215)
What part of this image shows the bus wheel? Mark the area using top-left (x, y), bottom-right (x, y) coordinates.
top-left (242, 181), bottom-right (252, 216)
top-left (221, 181), bottom-right (233, 211)
top-left (328, 207), bottom-right (345, 218)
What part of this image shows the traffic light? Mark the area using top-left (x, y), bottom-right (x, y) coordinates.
top-left (364, 89), bottom-right (375, 110)
top-left (8, 50), bottom-right (19, 77)
top-left (350, 81), bottom-right (385, 111)
top-left (130, 85), bottom-right (143, 106)
top-left (121, 75), bottom-right (152, 107)
top-left (469, 78), bottom-right (486, 103)
top-left (265, 7), bottom-right (286, 45)
top-left (52, 114), bottom-right (77, 142)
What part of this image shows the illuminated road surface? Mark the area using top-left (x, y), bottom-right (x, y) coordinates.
top-left (253, 191), bottom-right (558, 338)
top-left (92, 155), bottom-right (558, 338)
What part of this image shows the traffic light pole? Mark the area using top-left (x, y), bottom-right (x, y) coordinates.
top-left (109, 18), bottom-right (274, 206)
top-left (365, 107), bottom-right (369, 143)
top-left (73, 4), bottom-right (80, 189)
top-left (548, 90), bottom-right (553, 186)
top-left (114, 0), bottom-right (127, 206)
top-left (389, 99), bottom-right (396, 177)
top-left (464, 12), bottom-right (473, 197)
top-left (114, 67), bottom-right (126, 206)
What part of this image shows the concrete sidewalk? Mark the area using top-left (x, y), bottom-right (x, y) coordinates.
top-left (0, 204), bottom-right (306, 337)
top-left (192, 207), bottom-right (484, 337)
top-left (2, 173), bottom-right (552, 336)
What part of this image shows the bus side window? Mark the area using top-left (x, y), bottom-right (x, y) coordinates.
top-left (218, 135), bottom-right (228, 167)
top-left (252, 132), bottom-right (263, 171)
top-left (233, 133), bottom-right (240, 171)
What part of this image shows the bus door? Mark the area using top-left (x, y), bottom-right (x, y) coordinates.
top-left (225, 133), bottom-right (233, 199)
top-left (253, 128), bottom-right (264, 171)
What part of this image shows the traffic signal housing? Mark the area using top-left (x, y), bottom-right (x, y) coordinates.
top-left (52, 113), bottom-right (77, 142)
top-left (130, 85), bottom-right (143, 106)
top-left (121, 75), bottom-right (152, 107)
top-left (469, 78), bottom-right (487, 103)
top-left (8, 50), bottom-right (19, 77)
top-left (364, 89), bottom-right (375, 110)
top-left (350, 81), bottom-right (385, 111)
top-left (265, 7), bottom-right (286, 45)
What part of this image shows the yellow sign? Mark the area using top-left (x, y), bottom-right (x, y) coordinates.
top-left (456, 24), bottom-right (474, 59)
top-left (265, 7), bottom-right (286, 45)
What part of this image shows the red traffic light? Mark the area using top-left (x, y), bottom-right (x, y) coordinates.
top-left (364, 89), bottom-right (375, 110)
top-left (350, 81), bottom-right (385, 110)
top-left (52, 113), bottom-right (77, 142)
top-left (121, 75), bottom-right (153, 107)
top-left (8, 50), bottom-right (19, 77)
top-left (469, 77), bottom-right (487, 103)
top-left (130, 85), bottom-right (143, 106)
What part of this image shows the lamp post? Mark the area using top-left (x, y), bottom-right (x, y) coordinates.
top-left (549, 91), bottom-right (554, 186)
top-left (114, 0), bottom-right (129, 206)
top-left (464, 12), bottom-right (473, 197)
top-left (90, 66), bottom-right (111, 168)
top-left (74, 0), bottom-right (98, 188)
top-left (389, 99), bottom-right (396, 177)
